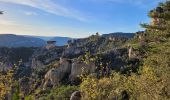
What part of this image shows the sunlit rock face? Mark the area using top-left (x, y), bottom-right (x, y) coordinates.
top-left (69, 60), bottom-right (96, 82)
top-left (128, 46), bottom-right (134, 59)
top-left (43, 68), bottom-right (62, 89)
top-left (43, 58), bottom-right (72, 89)
top-left (43, 57), bottom-right (97, 89)
top-left (59, 57), bottom-right (72, 74)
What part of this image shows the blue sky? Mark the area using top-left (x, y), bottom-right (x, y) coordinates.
top-left (0, 0), bottom-right (165, 38)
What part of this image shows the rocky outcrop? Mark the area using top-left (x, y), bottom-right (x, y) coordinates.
top-left (128, 45), bottom-right (142, 60)
top-left (128, 45), bottom-right (140, 59)
top-left (43, 68), bottom-right (62, 89)
top-left (69, 60), bottom-right (96, 82)
top-left (31, 47), bottom-right (64, 68)
top-left (70, 91), bottom-right (81, 100)
top-left (59, 58), bottom-right (72, 73)
top-left (128, 46), bottom-right (135, 59)
top-left (63, 46), bottom-right (83, 58)
top-left (43, 57), bottom-right (97, 89)
top-left (0, 63), bottom-right (10, 72)
top-left (43, 58), bottom-right (72, 89)
top-left (31, 58), bottom-right (45, 68)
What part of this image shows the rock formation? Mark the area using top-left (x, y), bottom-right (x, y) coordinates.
top-left (45, 41), bottom-right (56, 50)
top-left (43, 58), bottom-right (72, 89)
top-left (31, 47), bottom-right (64, 68)
top-left (43, 57), bottom-right (96, 89)
top-left (31, 58), bottom-right (45, 69)
top-left (63, 46), bottom-right (83, 57)
top-left (43, 68), bottom-right (62, 89)
top-left (69, 60), bottom-right (96, 82)
top-left (0, 62), bottom-right (9, 72)
top-left (128, 45), bottom-right (136, 59)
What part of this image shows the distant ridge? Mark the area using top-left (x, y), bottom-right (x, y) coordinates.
top-left (0, 32), bottom-right (135, 47)
top-left (24, 35), bottom-right (72, 46)
top-left (0, 34), bottom-right (46, 47)
top-left (102, 32), bottom-right (135, 38)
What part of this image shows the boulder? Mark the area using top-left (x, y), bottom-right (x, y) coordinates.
top-left (70, 91), bottom-right (81, 100)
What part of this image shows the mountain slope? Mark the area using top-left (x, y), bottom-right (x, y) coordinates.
top-left (0, 34), bottom-right (46, 47)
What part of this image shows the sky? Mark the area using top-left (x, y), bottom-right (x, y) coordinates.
top-left (0, 0), bottom-right (166, 38)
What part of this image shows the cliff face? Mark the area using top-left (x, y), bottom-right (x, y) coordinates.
top-left (42, 57), bottom-right (97, 89)
top-left (70, 60), bottom-right (96, 82)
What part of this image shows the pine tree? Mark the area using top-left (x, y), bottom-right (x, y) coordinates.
top-left (141, 1), bottom-right (170, 34)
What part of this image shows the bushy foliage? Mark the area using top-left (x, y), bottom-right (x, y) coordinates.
top-left (0, 70), bottom-right (13, 99)
top-left (37, 85), bottom-right (79, 100)
top-left (80, 65), bottom-right (169, 100)
top-left (12, 82), bottom-right (20, 100)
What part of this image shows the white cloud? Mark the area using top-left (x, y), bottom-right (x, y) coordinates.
top-left (87, 0), bottom-right (165, 6)
top-left (0, 0), bottom-right (87, 21)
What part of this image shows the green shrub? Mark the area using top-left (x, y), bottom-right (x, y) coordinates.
top-left (80, 65), bottom-right (169, 100)
top-left (38, 85), bottom-right (79, 100)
